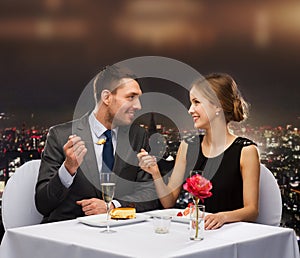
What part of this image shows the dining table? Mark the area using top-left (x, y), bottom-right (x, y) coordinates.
top-left (0, 209), bottom-right (299, 258)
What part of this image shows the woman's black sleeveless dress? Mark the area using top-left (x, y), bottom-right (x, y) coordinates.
top-left (185, 136), bottom-right (256, 213)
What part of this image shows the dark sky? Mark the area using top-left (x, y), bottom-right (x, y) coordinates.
top-left (0, 0), bottom-right (299, 128)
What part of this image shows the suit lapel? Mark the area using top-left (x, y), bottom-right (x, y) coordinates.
top-left (114, 126), bottom-right (139, 180)
top-left (113, 127), bottom-right (127, 177)
top-left (74, 114), bottom-right (101, 189)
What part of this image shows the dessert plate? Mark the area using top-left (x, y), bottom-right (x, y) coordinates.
top-left (144, 209), bottom-right (190, 224)
top-left (77, 214), bottom-right (149, 227)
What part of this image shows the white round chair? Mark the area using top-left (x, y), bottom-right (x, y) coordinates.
top-left (255, 164), bottom-right (282, 226)
top-left (1, 160), bottom-right (43, 230)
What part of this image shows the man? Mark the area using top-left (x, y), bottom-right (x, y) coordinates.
top-left (35, 65), bottom-right (161, 223)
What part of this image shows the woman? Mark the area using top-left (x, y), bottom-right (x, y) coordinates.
top-left (138, 73), bottom-right (260, 230)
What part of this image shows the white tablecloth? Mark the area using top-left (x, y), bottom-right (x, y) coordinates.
top-left (0, 215), bottom-right (299, 258)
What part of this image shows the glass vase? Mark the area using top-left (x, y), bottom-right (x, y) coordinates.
top-left (189, 198), bottom-right (205, 241)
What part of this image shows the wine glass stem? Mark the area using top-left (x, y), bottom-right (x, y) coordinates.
top-left (106, 202), bottom-right (110, 232)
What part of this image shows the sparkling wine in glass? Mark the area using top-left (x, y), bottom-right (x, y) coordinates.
top-left (100, 172), bottom-right (116, 233)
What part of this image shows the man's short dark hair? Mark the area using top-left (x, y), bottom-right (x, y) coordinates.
top-left (93, 65), bottom-right (137, 103)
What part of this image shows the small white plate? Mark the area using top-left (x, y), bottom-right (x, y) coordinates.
top-left (77, 214), bottom-right (149, 227)
top-left (172, 215), bottom-right (190, 224)
top-left (144, 209), bottom-right (190, 224)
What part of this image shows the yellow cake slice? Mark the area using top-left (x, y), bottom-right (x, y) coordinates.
top-left (110, 207), bottom-right (136, 219)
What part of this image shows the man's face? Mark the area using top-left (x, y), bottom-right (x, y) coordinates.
top-left (107, 78), bottom-right (142, 126)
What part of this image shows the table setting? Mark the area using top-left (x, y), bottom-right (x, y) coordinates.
top-left (1, 209), bottom-right (299, 258)
top-left (0, 170), bottom-right (299, 258)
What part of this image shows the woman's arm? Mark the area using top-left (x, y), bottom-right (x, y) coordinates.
top-left (205, 144), bottom-right (260, 229)
top-left (137, 141), bottom-right (188, 208)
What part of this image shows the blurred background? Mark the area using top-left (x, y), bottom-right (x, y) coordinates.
top-left (0, 0), bottom-right (299, 128)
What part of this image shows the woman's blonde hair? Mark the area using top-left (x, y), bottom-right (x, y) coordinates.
top-left (192, 73), bottom-right (249, 123)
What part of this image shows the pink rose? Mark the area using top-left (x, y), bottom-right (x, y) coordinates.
top-left (183, 174), bottom-right (212, 203)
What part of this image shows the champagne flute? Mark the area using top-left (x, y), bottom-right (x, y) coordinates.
top-left (100, 172), bottom-right (116, 233)
top-left (190, 170), bottom-right (203, 177)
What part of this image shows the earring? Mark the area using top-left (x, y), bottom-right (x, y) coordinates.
top-left (216, 111), bottom-right (220, 116)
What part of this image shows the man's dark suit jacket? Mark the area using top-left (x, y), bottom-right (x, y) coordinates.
top-left (35, 113), bottom-right (161, 223)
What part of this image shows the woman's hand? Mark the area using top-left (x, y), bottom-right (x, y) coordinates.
top-left (137, 149), bottom-right (160, 178)
top-left (204, 212), bottom-right (227, 230)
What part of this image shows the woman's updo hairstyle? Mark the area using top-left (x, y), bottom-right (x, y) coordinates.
top-left (192, 73), bottom-right (249, 123)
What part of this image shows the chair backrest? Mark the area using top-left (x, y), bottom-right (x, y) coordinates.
top-left (255, 164), bottom-right (282, 226)
top-left (1, 159), bottom-right (43, 230)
